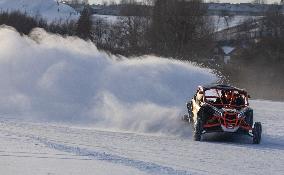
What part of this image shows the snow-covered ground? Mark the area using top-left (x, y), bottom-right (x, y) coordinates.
top-left (93, 14), bottom-right (120, 24)
top-left (0, 121), bottom-right (147, 175)
top-left (0, 26), bottom-right (283, 175)
top-left (0, 0), bottom-right (78, 22)
top-left (1, 99), bottom-right (284, 175)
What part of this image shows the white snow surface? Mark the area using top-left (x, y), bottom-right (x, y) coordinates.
top-left (0, 0), bottom-right (78, 22)
top-left (0, 99), bottom-right (284, 175)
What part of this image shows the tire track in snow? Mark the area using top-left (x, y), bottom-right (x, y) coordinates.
top-left (34, 137), bottom-right (191, 175)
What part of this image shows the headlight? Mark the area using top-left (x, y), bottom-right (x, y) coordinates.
top-left (237, 112), bottom-right (244, 118)
top-left (214, 110), bottom-right (223, 117)
top-left (212, 106), bottom-right (223, 117)
top-left (237, 108), bottom-right (247, 118)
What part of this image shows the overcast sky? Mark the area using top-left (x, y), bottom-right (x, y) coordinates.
top-left (89, 0), bottom-right (281, 5)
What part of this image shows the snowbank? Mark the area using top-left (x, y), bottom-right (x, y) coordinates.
top-left (0, 26), bottom-right (217, 135)
top-left (0, 0), bottom-right (78, 22)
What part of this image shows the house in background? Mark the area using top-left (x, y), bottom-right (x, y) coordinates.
top-left (212, 45), bottom-right (239, 64)
top-left (222, 46), bottom-right (235, 64)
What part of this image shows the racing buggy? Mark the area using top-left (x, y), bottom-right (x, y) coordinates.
top-left (184, 84), bottom-right (262, 144)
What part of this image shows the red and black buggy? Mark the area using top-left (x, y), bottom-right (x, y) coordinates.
top-left (184, 84), bottom-right (262, 144)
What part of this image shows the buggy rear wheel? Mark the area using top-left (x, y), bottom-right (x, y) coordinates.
top-left (253, 122), bottom-right (262, 144)
top-left (193, 118), bottom-right (202, 141)
top-left (187, 101), bottom-right (194, 123)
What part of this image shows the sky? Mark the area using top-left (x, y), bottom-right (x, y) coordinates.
top-left (89, 0), bottom-right (281, 5)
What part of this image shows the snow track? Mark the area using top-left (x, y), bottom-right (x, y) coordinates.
top-left (1, 121), bottom-right (192, 175)
top-left (36, 137), bottom-right (191, 175)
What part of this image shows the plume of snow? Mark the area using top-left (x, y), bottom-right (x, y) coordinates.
top-left (0, 25), bottom-right (217, 136)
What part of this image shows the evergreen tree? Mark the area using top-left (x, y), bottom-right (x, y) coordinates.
top-left (76, 6), bottom-right (92, 40)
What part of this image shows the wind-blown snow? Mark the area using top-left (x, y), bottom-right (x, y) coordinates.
top-left (0, 0), bottom-right (78, 22)
top-left (0, 26), bottom-right (217, 136)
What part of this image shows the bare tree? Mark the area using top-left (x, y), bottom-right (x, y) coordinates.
top-left (265, 5), bottom-right (284, 38)
top-left (150, 0), bottom-right (213, 57)
top-left (102, 0), bottom-right (108, 6)
top-left (82, 0), bottom-right (89, 5)
top-left (118, 0), bottom-right (152, 54)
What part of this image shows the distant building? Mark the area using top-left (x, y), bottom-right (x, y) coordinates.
top-left (212, 45), bottom-right (239, 64)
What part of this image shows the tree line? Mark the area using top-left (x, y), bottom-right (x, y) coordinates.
top-left (0, 0), bottom-right (215, 60)
top-left (1, 0), bottom-right (283, 62)
top-left (0, 10), bottom-right (77, 36)
top-left (91, 0), bottom-right (215, 59)
top-left (232, 4), bottom-right (284, 63)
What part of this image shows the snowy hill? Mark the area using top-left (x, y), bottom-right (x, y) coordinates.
top-left (0, 0), bottom-right (78, 22)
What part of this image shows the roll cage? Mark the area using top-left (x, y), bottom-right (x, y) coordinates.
top-left (196, 85), bottom-right (250, 109)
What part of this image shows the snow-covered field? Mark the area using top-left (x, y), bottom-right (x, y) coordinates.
top-left (0, 0), bottom-right (78, 22)
top-left (1, 99), bottom-right (284, 175)
top-left (0, 26), bottom-right (283, 175)
top-left (210, 15), bottom-right (262, 31)
top-left (93, 14), bottom-right (120, 24)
